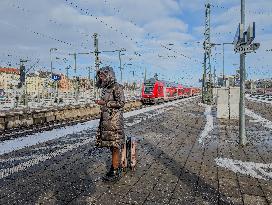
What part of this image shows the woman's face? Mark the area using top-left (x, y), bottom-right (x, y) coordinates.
top-left (98, 72), bottom-right (107, 81)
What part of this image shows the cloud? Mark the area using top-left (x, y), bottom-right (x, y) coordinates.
top-left (0, 0), bottom-right (271, 86)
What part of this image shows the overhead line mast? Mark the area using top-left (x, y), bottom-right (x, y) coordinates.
top-left (202, 3), bottom-right (213, 104)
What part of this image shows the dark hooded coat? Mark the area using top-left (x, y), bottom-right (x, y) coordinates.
top-left (95, 66), bottom-right (125, 148)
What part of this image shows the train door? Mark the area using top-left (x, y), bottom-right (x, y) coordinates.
top-left (163, 86), bottom-right (167, 101)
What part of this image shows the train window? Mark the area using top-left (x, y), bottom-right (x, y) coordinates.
top-left (144, 85), bottom-right (154, 93)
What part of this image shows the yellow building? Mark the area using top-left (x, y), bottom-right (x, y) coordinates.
top-left (0, 68), bottom-right (20, 98)
top-left (26, 73), bottom-right (47, 97)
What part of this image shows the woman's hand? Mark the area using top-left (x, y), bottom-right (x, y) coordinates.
top-left (95, 100), bottom-right (106, 105)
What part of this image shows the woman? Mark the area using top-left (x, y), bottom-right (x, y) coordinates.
top-left (95, 66), bottom-right (125, 181)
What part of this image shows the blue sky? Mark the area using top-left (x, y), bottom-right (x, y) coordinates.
top-left (0, 0), bottom-right (271, 87)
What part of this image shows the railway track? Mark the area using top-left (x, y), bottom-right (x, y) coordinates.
top-left (0, 103), bottom-right (154, 142)
top-left (0, 96), bottom-right (198, 142)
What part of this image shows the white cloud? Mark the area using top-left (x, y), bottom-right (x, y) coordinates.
top-left (0, 0), bottom-right (271, 86)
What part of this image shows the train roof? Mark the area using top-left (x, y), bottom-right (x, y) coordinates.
top-left (144, 78), bottom-right (183, 87)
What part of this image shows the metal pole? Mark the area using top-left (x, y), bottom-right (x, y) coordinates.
top-left (50, 50), bottom-right (53, 101)
top-left (74, 54), bottom-right (79, 100)
top-left (88, 66), bottom-right (91, 101)
top-left (93, 71), bottom-right (95, 100)
top-left (239, 0), bottom-right (246, 146)
top-left (50, 50), bottom-right (53, 78)
top-left (56, 81), bottom-right (58, 104)
top-left (213, 65), bottom-right (216, 87)
top-left (119, 51), bottom-right (122, 83)
top-left (25, 81), bottom-right (28, 107)
top-left (223, 44), bottom-right (225, 87)
top-left (94, 33), bottom-right (99, 99)
top-left (50, 48), bottom-right (57, 101)
top-left (208, 3), bottom-right (213, 103)
top-left (88, 67), bottom-right (91, 81)
top-left (66, 66), bottom-right (69, 78)
top-left (144, 67), bottom-right (147, 82)
top-left (74, 54), bottom-right (77, 71)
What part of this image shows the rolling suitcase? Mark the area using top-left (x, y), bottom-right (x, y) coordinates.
top-left (121, 136), bottom-right (137, 172)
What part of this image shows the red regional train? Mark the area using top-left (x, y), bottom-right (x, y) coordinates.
top-left (141, 78), bottom-right (200, 104)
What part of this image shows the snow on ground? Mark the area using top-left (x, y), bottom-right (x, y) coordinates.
top-left (198, 103), bottom-right (214, 145)
top-left (0, 120), bottom-right (99, 155)
top-left (246, 94), bottom-right (272, 105)
top-left (0, 97), bottom-right (199, 179)
top-left (246, 108), bottom-right (272, 130)
top-left (0, 97), bottom-right (197, 156)
top-left (215, 157), bottom-right (272, 181)
top-left (0, 138), bottom-right (94, 179)
top-left (215, 108), bottom-right (272, 181)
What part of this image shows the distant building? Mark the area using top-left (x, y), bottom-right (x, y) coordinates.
top-left (246, 78), bottom-right (272, 94)
top-left (59, 74), bottom-right (72, 93)
top-left (217, 73), bottom-right (239, 88)
top-left (26, 73), bottom-right (45, 97)
top-left (0, 67), bottom-right (20, 95)
top-left (79, 77), bottom-right (92, 91)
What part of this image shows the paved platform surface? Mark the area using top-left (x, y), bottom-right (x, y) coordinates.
top-left (0, 97), bottom-right (271, 205)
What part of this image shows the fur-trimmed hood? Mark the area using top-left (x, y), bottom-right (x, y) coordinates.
top-left (96, 66), bottom-right (116, 88)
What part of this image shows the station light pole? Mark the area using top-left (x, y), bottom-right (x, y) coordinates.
top-left (239, 0), bottom-right (246, 146)
top-left (50, 48), bottom-right (57, 101)
top-left (50, 48), bottom-right (57, 78)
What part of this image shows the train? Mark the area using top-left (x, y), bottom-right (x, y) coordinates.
top-left (141, 77), bottom-right (200, 104)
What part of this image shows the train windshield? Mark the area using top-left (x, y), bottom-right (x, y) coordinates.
top-left (144, 84), bottom-right (154, 94)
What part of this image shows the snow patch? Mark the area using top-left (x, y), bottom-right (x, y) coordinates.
top-left (0, 138), bottom-right (93, 179)
top-left (246, 108), bottom-right (272, 130)
top-left (246, 94), bottom-right (272, 105)
top-left (0, 120), bottom-right (99, 155)
top-left (198, 103), bottom-right (214, 145)
top-left (215, 157), bottom-right (272, 180)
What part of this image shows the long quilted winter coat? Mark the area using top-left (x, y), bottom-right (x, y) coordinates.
top-left (95, 66), bottom-right (125, 148)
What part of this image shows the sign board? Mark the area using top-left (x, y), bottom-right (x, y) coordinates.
top-left (234, 43), bottom-right (260, 54)
top-left (234, 22), bottom-right (255, 46)
top-left (233, 23), bottom-right (244, 46)
top-left (246, 22), bottom-right (255, 45)
top-left (52, 74), bottom-right (61, 81)
top-left (234, 22), bottom-right (259, 54)
top-left (0, 89), bottom-right (5, 97)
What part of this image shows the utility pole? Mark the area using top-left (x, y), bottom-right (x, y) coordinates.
top-left (65, 66), bottom-right (70, 78)
top-left (50, 48), bottom-right (57, 101)
top-left (144, 68), bottom-right (147, 82)
top-left (213, 65), bottom-right (216, 87)
top-left (87, 66), bottom-right (91, 81)
top-left (68, 53), bottom-right (79, 100)
top-left (223, 44), bottom-right (225, 87)
top-left (50, 48), bottom-right (57, 78)
top-left (68, 53), bottom-right (77, 72)
top-left (94, 33), bottom-right (99, 72)
top-left (93, 33), bottom-right (99, 99)
top-left (64, 66), bottom-right (70, 100)
top-left (202, 3), bottom-right (213, 104)
top-left (118, 51), bottom-right (122, 83)
top-left (239, 0), bottom-right (246, 146)
top-left (87, 66), bottom-right (92, 101)
top-left (19, 59), bottom-right (28, 107)
top-left (86, 66), bottom-right (96, 91)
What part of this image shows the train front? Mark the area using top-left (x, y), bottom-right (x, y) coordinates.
top-left (141, 78), bottom-right (158, 104)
